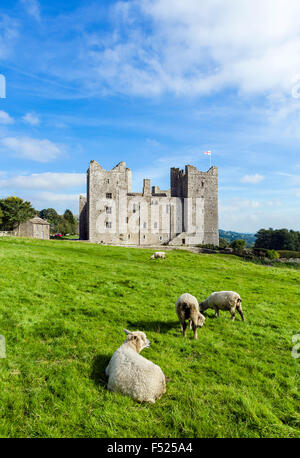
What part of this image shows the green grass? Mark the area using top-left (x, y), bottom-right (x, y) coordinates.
top-left (0, 237), bottom-right (299, 438)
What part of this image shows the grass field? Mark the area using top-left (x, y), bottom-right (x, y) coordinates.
top-left (0, 237), bottom-right (299, 438)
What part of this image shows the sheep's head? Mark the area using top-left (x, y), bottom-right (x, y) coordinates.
top-left (123, 329), bottom-right (150, 353)
top-left (199, 301), bottom-right (208, 312)
top-left (198, 312), bottom-right (206, 327)
top-left (150, 255), bottom-right (154, 260)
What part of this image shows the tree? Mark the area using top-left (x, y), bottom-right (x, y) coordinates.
top-left (230, 239), bottom-right (246, 253)
top-left (0, 196), bottom-right (35, 231)
top-left (63, 209), bottom-right (77, 234)
top-left (55, 215), bottom-right (72, 235)
top-left (39, 208), bottom-right (60, 233)
top-left (255, 228), bottom-right (300, 251)
top-left (0, 207), bottom-right (3, 227)
top-left (218, 238), bottom-right (229, 249)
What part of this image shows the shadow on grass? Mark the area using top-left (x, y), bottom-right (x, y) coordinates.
top-left (126, 320), bottom-right (178, 334)
top-left (91, 354), bottom-right (111, 387)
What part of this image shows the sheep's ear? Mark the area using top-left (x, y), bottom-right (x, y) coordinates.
top-left (123, 329), bottom-right (131, 335)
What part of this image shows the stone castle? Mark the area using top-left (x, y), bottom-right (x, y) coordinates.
top-left (79, 160), bottom-right (218, 246)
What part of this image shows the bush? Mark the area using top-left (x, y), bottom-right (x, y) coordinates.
top-left (230, 239), bottom-right (246, 253)
top-left (277, 250), bottom-right (300, 259)
top-left (266, 249), bottom-right (280, 259)
top-left (197, 243), bottom-right (219, 250)
top-left (218, 238), bottom-right (229, 249)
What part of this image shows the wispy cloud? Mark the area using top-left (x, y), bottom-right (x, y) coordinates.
top-left (0, 111), bottom-right (14, 125)
top-left (0, 136), bottom-right (64, 162)
top-left (22, 112), bottom-right (40, 126)
top-left (20, 0), bottom-right (41, 22)
top-left (241, 174), bottom-right (264, 184)
top-left (0, 172), bottom-right (85, 190)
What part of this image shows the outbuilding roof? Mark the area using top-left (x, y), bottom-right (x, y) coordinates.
top-left (28, 217), bottom-right (50, 225)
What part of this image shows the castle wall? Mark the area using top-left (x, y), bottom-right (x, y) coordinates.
top-left (80, 160), bottom-right (218, 246)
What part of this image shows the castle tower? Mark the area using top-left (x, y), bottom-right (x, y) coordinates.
top-left (170, 165), bottom-right (218, 245)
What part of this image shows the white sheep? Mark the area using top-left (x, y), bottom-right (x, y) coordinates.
top-left (150, 251), bottom-right (166, 260)
top-left (199, 291), bottom-right (245, 321)
top-left (175, 293), bottom-right (206, 339)
top-left (105, 329), bottom-right (166, 404)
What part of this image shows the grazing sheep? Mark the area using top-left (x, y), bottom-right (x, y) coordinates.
top-left (175, 293), bottom-right (206, 339)
top-left (105, 329), bottom-right (166, 404)
top-left (199, 291), bottom-right (245, 321)
top-left (150, 251), bottom-right (166, 260)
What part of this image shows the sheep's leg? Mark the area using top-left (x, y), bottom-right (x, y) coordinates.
top-left (181, 321), bottom-right (187, 337)
top-left (214, 307), bottom-right (220, 318)
top-left (237, 304), bottom-right (245, 321)
top-left (188, 319), bottom-right (192, 330)
top-left (192, 322), bottom-right (198, 340)
top-left (230, 307), bottom-right (236, 321)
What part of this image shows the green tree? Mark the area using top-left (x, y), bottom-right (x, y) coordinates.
top-left (255, 228), bottom-right (300, 251)
top-left (230, 239), bottom-right (246, 253)
top-left (0, 196), bottom-right (35, 231)
top-left (63, 209), bottom-right (77, 234)
top-left (218, 238), bottom-right (229, 249)
top-left (56, 215), bottom-right (72, 235)
top-left (0, 207), bottom-right (3, 228)
top-left (39, 208), bottom-right (60, 233)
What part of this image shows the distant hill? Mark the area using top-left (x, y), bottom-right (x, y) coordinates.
top-left (219, 229), bottom-right (256, 247)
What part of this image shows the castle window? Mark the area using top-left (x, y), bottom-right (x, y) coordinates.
top-left (107, 179), bottom-right (110, 184)
top-left (106, 193), bottom-right (112, 199)
top-left (126, 217), bottom-right (129, 223)
top-left (201, 181), bottom-right (204, 187)
top-left (133, 203), bottom-right (136, 213)
top-left (106, 207), bottom-right (112, 214)
top-left (106, 222), bottom-right (112, 228)
top-left (143, 235), bottom-right (146, 239)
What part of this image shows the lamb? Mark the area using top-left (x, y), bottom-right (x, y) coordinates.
top-left (150, 251), bottom-right (166, 260)
top-left (199, 291), bottom-right (245, 321)
top-left (105, 329), bottom-right (166, 404)
top-left (175, 293), bottom-right (206, 339)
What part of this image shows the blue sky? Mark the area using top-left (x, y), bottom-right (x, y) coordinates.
top-left (0, 0), bottom-right (300, 232)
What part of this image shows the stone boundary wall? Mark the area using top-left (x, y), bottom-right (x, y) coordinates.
top-left (0, 231), bottom-right (13, 237)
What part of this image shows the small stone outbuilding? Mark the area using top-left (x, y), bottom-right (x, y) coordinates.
top-left (13, 217), bottom-right (50, 240)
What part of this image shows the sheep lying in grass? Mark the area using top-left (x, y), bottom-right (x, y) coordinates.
top-left (175, 293), bottom-right (206, 339)
top-left (150, 251), bottom-right (166, 260)
top-left (199, 291), bottom-right (245, 321)
top-left (105, 329), bottom-right (166, 404)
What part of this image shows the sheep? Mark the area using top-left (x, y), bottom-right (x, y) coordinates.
top-left (199, 291), bottom-right (245, 321)
top-left (150, 251), bottom-right (166, 260)
top-left (105, 329), bottom-right (166, 404)
top-left (175, 293), bottom-right (206, 339)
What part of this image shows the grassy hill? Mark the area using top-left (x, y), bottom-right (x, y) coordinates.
top-left (219, 230), bottom-right (256, 247)
top-left (0, 237), bottom-right (299, 438)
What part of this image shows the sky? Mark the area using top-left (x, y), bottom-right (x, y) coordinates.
top-left (0, 0), bottom-right (300, 233)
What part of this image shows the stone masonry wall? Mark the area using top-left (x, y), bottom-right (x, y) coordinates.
top-left (80, 160), bottom-right (218, 246)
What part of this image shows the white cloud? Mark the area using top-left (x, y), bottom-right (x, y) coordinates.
top-left (0, 14), bottom-right (19, 60)
top-left (0, 136), bottom-right (64, 162)
top-left (241, 174), bottom-right (264, 184)
top-left (0, 172), bottom-right (85, 190)
top-left (38, 191), bottom-right (79, 202)
top-left (73, 0), bottom-right (300, 97)
top-left (0, 111), bottom-right (14, 125)
top-left (20, 0), bottom-right (41, 21)
top-left (22, 112), bottom-right (40, 126)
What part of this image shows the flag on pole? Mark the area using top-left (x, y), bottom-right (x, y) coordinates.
top-left (204, 150), bottom-right (212, 167)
